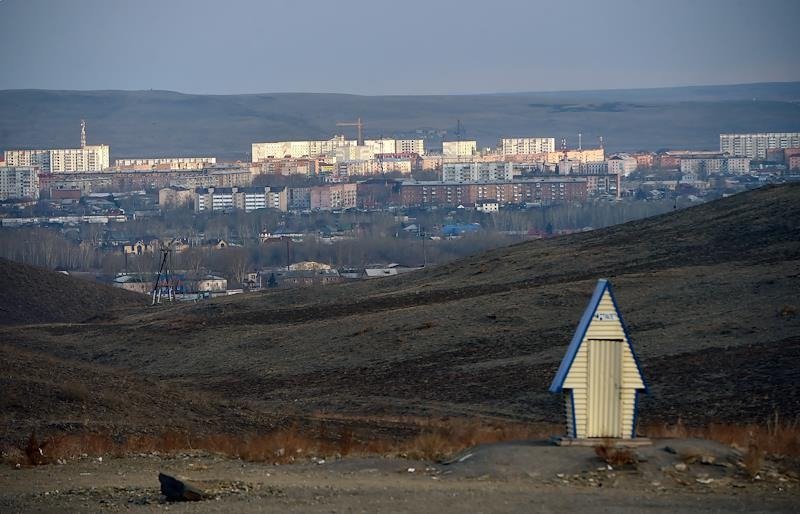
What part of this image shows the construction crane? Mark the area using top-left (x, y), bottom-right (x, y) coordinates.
top-left (336, 117), bottom-right (364, 146)
top-left (151, 238), bottom-right (177, 305)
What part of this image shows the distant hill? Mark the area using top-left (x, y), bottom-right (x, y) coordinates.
top-left (1, 82), bottom-right (799, 160)
top-left (0, 258), bottom-right (143, 325)
top-left (2, 184), bottom-right (798, 440)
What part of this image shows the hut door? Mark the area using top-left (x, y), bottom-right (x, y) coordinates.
top-left (587, 339), bottom-right (622, 438)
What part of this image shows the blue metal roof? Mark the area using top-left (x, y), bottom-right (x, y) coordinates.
top-left (548, 279), bottom-right (648, 393)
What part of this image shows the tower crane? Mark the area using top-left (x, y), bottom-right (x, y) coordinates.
top-left (336, 118), bottom-right (364, 146)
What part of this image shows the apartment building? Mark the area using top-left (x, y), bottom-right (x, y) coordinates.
top-left (252, 136), bottom-right (354, 161)
top-left (115, 157), bottom-right (216, 170)
top-left (545, 147), bottom-right (605, 164)
top-left (607, 154), bottom-right (638, 176)
top-left (254, 157), bottom-right (319, 176)
top-left (194, 186), bottom-right (288, 213)
top-left (310, 183), bottom-right (358, 210)
top-left (396, 139), bottom-right (425, 155)
top-left (399, 178), bottom-right (588, 207)
top-left (442, 162), bottom-right (513, 182)
top-left (0, 166), bottom-right (40, 200)
top-left (5, 146), bottom-right (110, 172)
top-left (680, 157), bottom-right (751, 175)
top-left (442, 140), bottom-right (477, 158)
top-left (500, 137), bottom-right (556, 156)
top-left (363, 138), bottom-right (425, 156)
top-left (720, 133), bottom-right (800, 159)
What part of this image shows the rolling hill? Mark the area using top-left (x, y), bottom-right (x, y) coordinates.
top-left (0, 258), bottom-right (143, 326)
top-left (1, 82), bottom-right (799, 160)
top-left (1, 184), bottom-right (799, 444)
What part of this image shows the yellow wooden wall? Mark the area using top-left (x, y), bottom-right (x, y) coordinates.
top-left (561, 290), bottom-right (643, 439)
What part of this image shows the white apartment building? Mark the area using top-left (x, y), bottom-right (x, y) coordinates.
top-left (364, 139), bottom-right (396, 155)
top-left (252, 136), bottom-right (354, 161)
top-left (442, 140), bottom-right (477, 158)
top-left (680, 157), bottom-right (751, 175)
top-left (5, 146), bottom-right (110, 173)
top-left (0, 166), bottom-right (40, 200)
top-left (396, 139), bottom-right (425, 155)
top-left (501, 137), bottom-right (556, 156)
top-left (442, 162), bottom-right (513, 182)
top-left (115, 157), bottom-right (216, 170)
top-left (358, 138), bottom-right (425, 156)
top-left (4, 149), bottom-right (50, 169)
top-left (720, 133), bottom-right (800, 159)
top-left (195, 186), bottom-right (288, 213)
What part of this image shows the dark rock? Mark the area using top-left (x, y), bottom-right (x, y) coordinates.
top-left (158, 472), bottom-right (205, 501)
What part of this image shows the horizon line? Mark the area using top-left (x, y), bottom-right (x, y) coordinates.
top-left (1, 80), bottom-right (799, 98)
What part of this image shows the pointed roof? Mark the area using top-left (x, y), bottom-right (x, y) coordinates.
top-left (549, 279), bottom-right (648, 393)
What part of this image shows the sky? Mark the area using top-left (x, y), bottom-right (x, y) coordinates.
top-left (0, 0), bottom-right (798, 95)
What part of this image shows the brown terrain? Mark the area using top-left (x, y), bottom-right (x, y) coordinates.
top-left (1, 184), bottom-right (799, 511)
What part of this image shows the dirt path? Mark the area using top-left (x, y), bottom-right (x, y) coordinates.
top-left (1, 440), bottom-right (797, 513)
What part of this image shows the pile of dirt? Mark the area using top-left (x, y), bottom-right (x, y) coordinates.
top-left (1, 184), bottom-right (799, 441)
top-left (0, 258), bottom-right (143, 325)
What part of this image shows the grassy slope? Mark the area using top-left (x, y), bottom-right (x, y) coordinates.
top-left (0, 258), bottom-right (144, 325)
top-left (1, 185), bottom-right (799, 441)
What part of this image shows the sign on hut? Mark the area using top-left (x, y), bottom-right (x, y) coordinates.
top-left (549, 279), bottom-right (647, 440)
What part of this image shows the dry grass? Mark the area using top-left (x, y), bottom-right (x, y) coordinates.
top-left (7, 415), bottom-right (799, 468)
top-left (643, 413), bottom-right (800, 458)
top-left (3, 418), bottom-right (556, 467)
top-left (594, 441), bottom-right (638, 467)
top-left (405, 418), bottom-right (555, 461)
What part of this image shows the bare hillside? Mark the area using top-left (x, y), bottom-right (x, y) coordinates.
top-left (1, 185), bottom-right (799, 441)
top-left (0, 258), bottom-right (143, 325)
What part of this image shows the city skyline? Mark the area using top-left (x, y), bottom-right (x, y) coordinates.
top-left (1, 0), bottom-right (799, 95)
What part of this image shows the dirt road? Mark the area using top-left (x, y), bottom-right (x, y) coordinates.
top-left (1, 440), bottom-right (797, 513)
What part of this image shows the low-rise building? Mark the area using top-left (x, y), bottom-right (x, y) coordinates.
top-left (476, 199), bottom-right (500, 213)
top-left (607, 154), bottom-right (638, 177)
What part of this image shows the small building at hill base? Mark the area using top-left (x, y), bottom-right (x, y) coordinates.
top-left (549, 279), bottom-right (647, 440)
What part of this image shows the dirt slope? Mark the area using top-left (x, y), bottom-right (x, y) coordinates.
top-left (0, 258), bottom-right (143, 325)
top-left (2, 184), bottom-right (799, 440)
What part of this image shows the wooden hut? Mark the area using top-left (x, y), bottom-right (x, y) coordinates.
top-left (549, 279), bottom-right (647, 440)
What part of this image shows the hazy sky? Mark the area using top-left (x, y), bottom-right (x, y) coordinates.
top-left (1, 0), bottom-right (798, 95)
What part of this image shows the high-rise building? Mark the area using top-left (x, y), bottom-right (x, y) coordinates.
top-left (500, 137), bottom-right (556, 155)
top-left (442, 140), bottom-right (477, 158)
top-left (252, 136), bottom-right (354, 161)
top-left (5, 146), bottom-right (110, 172)
top-left (0, 166), bottom-right (40, 200)
top-left (720, 133), bottom-right (800, 159)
